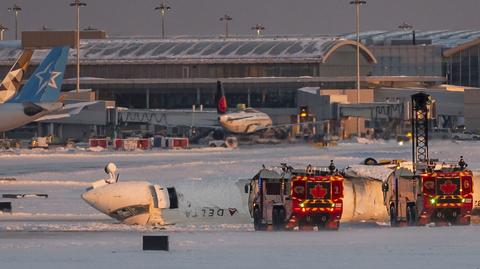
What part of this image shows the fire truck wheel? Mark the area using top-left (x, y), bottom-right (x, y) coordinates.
top-left (272, 206), bottom-right (286, 231)
top-left (253, 207), bottom-right (266, 231)
top-left (406, 204), bottom-right (417, 226)
top-left (389, 204), bottom-right (398, 227)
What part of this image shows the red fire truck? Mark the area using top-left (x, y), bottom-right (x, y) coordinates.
top-left (384, 161), bottom-right (473, 226)
top-left (385, 92), bottom-right (474, 226)
top-left (245, 163), bottom-right (344, 231)
top-left (417, 163), bottom-right (473, 225)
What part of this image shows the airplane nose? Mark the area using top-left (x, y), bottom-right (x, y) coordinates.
top-left (81, 190), bottom-right (97, 206)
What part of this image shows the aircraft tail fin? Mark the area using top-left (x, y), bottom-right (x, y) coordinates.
top-left (0, 49), bottom-right (34, 103)
top-left (9, 46), bottom-right (69, 103)
top-left (215, 80), bottom-right (227, 114)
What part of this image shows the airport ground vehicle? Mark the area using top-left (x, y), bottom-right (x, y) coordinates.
top-left (30, 136), bottom-right (51, 149)
top-left (384, 93), bottom-right (474, 226)
top-left (208, 136), bottom-right (238, 148)
top-left (245, 163), bottom-right (344, 231)
top-left (381, 160), bottom-right (473, 226)
top-left (451, 131), bottom-right (480, 140)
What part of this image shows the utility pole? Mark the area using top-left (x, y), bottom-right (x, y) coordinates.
top-left (70, 0), bottom-right (87, 93)
top-left (155, 3), bottom-right (171, 39)
top-left (349, 0), bottom-right (367, 136)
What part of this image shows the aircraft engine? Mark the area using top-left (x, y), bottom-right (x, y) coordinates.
top-left (81, 163), bottom-right (178, 225)
top-left (82, 182), bottom-right (178, 225)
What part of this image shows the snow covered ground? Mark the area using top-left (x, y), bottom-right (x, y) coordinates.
top-left (1, 140), bottom-right (480, 268)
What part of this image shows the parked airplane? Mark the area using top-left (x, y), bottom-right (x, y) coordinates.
top-left (0, 46), bottom-right (84, 132)
top-left (215, 80), bottom-right (274, 134)
top-left (0, 49), bottom-right (33, 103)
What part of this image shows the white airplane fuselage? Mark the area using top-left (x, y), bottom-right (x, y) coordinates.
top-left (0, 102), bottom-right (62, 132)
top-left (218, 110), bottom-right (273, 134)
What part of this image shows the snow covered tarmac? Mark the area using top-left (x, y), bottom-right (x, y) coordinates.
top-left (1, 141), bottom-right (480, 268)
top-left (2, 226), bottom-right (480, 269)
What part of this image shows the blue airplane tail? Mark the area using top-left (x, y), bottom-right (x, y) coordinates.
top-left (9, 46), bottom-right (69, 103)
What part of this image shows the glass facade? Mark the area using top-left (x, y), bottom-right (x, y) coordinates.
top-left (445, 45), bottom-right (480, 87)
top-left (370, 45), bottom-right (443, 77)
top-left (71, 81), bottom-right (355, 110)
top-left (91, 85), bottom-right (300, 109)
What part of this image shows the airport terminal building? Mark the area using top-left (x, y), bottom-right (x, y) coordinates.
top-left (1, 35), bottom-right (378, 110)
top-left (1, 30), bottom-right (480, 139)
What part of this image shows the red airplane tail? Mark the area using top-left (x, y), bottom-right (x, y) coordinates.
top-left (215, 80), bottom-right (227, 114)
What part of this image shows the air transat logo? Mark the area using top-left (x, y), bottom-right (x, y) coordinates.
top-left (35, 63), bottom-right (61, 90)
top-left (440, 180), bottom-right (458, 194)
top-left (310, 184), bottom-right (327, 199)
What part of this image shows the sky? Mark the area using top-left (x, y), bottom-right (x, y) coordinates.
top-left (0, 0), bottom-right (479, 39)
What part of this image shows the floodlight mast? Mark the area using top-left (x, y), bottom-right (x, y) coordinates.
top-left (70, 0), bottom-right (87, 93)
top-left (349, 0), bottom-right (366, 137)
top-left (398, 22), bottom-right (416, 45)
top-left (7, 4), bottom-right (22, 40)
top-left (155, 3), bottom-right (171, 39)
top-left (0, 25), bottom-right (7, 41)
top-left (251, 24), bottom-right (265, 37)
top-left (220, 14), bottom-right (232, 38)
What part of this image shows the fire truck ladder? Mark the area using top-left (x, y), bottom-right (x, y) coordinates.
top-left (411, 92), bottom-right (431, 173)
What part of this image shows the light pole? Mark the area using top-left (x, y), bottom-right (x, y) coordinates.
top-left (0, 25), bottom-right (7, 41)
top-left (155, 3), bottom-right (171, 39)
top-left (219, 14), bottom-right (232, 38)
top-left (398, 22), bottom-right (416, 45)
top-left (251, 24), bottom-right (265, 37)
top-left (7, 4), bottom-right (22, 40)
top-left (70, 0), bottom-right (86, 93)
top-left (349, 0), bottom-right (366, 137)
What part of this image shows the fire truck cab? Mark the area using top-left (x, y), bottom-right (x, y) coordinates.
top-left (245, 162), bottom-right (344, 231)
top-left (384, 158), bottom-right (473, 226)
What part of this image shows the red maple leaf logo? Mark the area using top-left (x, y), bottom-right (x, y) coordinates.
top-left (310, 184), bottom-right (327, 199)
top-left (440, 180), bottom-right (458, 194)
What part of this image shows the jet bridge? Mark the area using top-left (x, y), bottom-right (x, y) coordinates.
top-left (337, 102), bottom-right (405, 120)
top-left (335, 102), bottom-right (406, 138)
top-left (115, 108), bottom-right (217, 127)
